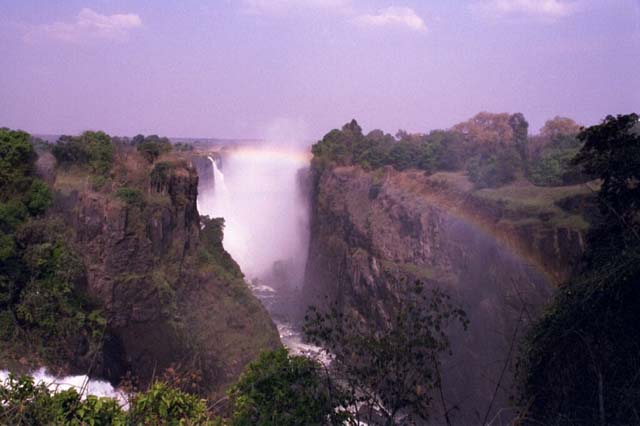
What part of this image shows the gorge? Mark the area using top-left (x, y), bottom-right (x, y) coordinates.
top-left (191, 125), bottom-right (591, 423)
top-left (0, 117), bottom-right (620, 424)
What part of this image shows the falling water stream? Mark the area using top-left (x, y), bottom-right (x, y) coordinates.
top-left (198, 146), bottom-right (323, 359)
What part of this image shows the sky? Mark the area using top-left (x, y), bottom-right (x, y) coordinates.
top-left (0, 0), bottom-right (639, 140)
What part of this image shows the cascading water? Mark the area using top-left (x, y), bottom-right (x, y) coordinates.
top-left (198, 145), bottom-right (320, 358)
top-left (0, 368), bottom-right (124, 402)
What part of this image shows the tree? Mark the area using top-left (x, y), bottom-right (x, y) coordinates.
top-left (228, 348), bottom-right (347, 426)
top-left (52, 131), bottom-right (114, 175)
top-left (509, 112), bottom-right (529, 171)
top-left (0, 128), bottom-right (36, 201)
top-left (305, 283), bottom-right (468, 426)
top-left (540, 116), bottom-right (581, 141)
top-left (466, 147), bottom-right (521, 189)
top-left (453, 112), bottom-right (515, 155)
top-left (573, 113), bottom-right (640, 251)
top-left (517, 113), bottom-right (640, 425)
top-left (136, 135), bottom-right (173, 163)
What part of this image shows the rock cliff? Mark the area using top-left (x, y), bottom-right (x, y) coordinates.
top-left (50, 147), bottom-right (280, 397)
top-left (303, 164), bottom-right (591, 423)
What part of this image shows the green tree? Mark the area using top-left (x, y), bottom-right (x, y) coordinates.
top-left (509, 112), bottom-right (529, 172)
top-left (137, 135), bottom-right (173, 163)
top-left (0, 128), bottom-right (36, 200)
top-left (52, 131), bottom-right (114, 175)
top-left (517, 113), bottom-right (640, 425)
top-left (228, 348), bottom-right (347, 426)
top-left (305, 283), bottom-right (468, 426)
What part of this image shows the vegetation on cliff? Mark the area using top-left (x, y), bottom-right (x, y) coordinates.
top-left (2, 127), bottom-right (280, 407)
top-left (0, 128), bottom-right (104, 371)
top-left (311, 114), bottom-right (587, 190)
top-left (517, 114), bottom-right (640, 425)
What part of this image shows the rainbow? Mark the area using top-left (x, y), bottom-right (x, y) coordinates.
top-left (382, 169), bottom-right (577, 285)
top-left (216, 146), bottom-right (312, 165)
top-left (198, 146), bottom-right (572, 285)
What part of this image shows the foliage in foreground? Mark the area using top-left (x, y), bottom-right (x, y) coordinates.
top-left (228, 348), bottom-right (347, 426)
top-left (305, 283), bottom-right (468, 425)
top-left (0, 374), bottom-right (219, 425)
top-left (517, 114), bottom-right (640, 425)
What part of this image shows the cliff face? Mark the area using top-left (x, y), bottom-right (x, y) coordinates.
top-left (51, 148), bottom-right (280, 397)
top-left (303, 165), bottom-right (589, 423)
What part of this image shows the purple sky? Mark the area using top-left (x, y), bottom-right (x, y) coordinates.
top-left (1, 0), bottom-right (639, 140)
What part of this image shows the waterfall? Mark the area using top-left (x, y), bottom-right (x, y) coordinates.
top-left (198, 146), bottom-right (320, 358)
top-left (0, 368), bottom-right (126, 403)
top-left (208, 156), bottom-right (228, 196)
top-left (199, 148), bottom-right (310, 286)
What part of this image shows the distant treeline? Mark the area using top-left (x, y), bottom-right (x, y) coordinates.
top-left (312, 113), bottom-right (589, 188)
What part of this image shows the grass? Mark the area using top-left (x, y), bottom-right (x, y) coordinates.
top-left (53, 168), bottom-right (89, 193)
top-left (421, 171), bottom-right (594, 231)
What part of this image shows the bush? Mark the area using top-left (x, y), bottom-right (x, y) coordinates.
top-left (228, 348), bottom-right (347, 426)
top-left (26, 180), bottom-right (52, 216)
top-left (0, 128), bottom-right (36, 199)
top-left (136, 135), bottom-right (172, 163)
top-left (528, 132), bottom-right (587, 187)
top-left (467, 148), bottom-right (521, 188)
top-left (0, 374), bottom-right (219, 426)
top-left (115, 187), bottom-right (144, 206)
top-left (52, 131), bottom-right (114, 176)
top-left (150, 161), bottom-right (176, 191)
top-left (0, 217), bottom-right (106, 365)
top-left (129, 382), bottom-right (215, 425)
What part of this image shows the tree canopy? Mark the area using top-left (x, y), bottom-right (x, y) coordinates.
top-left (517, 113), bottom-right (640, 425)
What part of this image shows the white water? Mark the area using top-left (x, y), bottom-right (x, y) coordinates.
top-left (199, 148), bottom-right (310, 287)
top-left (197, 144), bottom-right (324, 359)
top-left (0, 368), bottom-right (126, 402)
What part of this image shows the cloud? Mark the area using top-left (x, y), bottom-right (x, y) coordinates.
top-left (354, 7), bottom-right (427, 32)
top-left (474, 0), bottom-right (578, 20)
top-left (27, 8), bottom-right (142, 43)
top-left (241, 0), bottom-right (352, 16)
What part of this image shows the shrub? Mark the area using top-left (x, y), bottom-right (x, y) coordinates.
top-left (136, 135), bottom-right (172, 163)
top-left (150, 161), bottom-right (176, 191)
top-left (228, 348), bottom-right (347, 426)
top-left (115, 187), bottom-right (144, 206)
top-left (129, 382), bottom-right (215, 425)
top-left (0, 374), bottom-right (219, 426)
top-left (467, 148), bottom-right (520, 188)
top-left (52, 131), bottom-right (114, 176)
top-left (0, 128), bottom-right (37, 200)
top-left (26, 180), bottom-right (52, 216)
